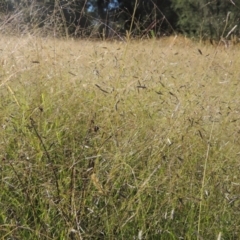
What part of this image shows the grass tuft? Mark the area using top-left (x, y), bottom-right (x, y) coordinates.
top-left (0, 35), bottom-right (240, 239)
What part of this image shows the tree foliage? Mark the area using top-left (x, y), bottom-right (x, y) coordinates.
top-left (171, 0), bottom-right (240, 40)
top-left (1, 0), bottom-right (240, 39)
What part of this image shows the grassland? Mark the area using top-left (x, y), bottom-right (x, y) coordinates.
top-left (0, 35), bottom-right (240, 239)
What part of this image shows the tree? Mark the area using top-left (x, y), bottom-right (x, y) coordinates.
top-left (171, 0), bottom-right (240, 40)
top-left (4, 0), bottom-right (239, 40)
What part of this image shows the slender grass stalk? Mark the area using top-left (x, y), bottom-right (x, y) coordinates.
top-left (129, 0), bottom-right (139, 36)
top-left (30, 117), bottom-right (61, 203)
top-left (197, 122), bottom-right (214, 239)
top-left (121, 0), bottom-right (139, 66)
top-left (7, 85), bottom-right (20, 107)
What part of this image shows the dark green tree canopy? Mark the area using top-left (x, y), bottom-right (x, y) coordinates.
top-left (171, 0), bottom-right (240, 40)
top-left (1, 0), bottom-right (239, 39)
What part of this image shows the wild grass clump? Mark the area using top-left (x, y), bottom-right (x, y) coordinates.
top-left (0, 35), bottom-right (240, 239)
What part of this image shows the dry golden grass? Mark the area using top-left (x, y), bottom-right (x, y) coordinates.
top-left (0, 34), bottom-right (240, 239)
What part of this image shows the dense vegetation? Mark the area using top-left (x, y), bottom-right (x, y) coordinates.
top-left (1, 1), bottom-right (240, 239)
top-left (1, 0), bottom-right (240, 40)
top-left (0, 34), bottom-right (240, 239)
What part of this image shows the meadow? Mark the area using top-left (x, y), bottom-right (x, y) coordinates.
top-left (0, 35), bottom-right (240, 239)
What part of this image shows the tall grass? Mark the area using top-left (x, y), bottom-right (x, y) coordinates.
top-left (0, 35), bottom-right (240, 239)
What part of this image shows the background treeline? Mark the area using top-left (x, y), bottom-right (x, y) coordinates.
top-left (1, 0), bottom-right (240, 40)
